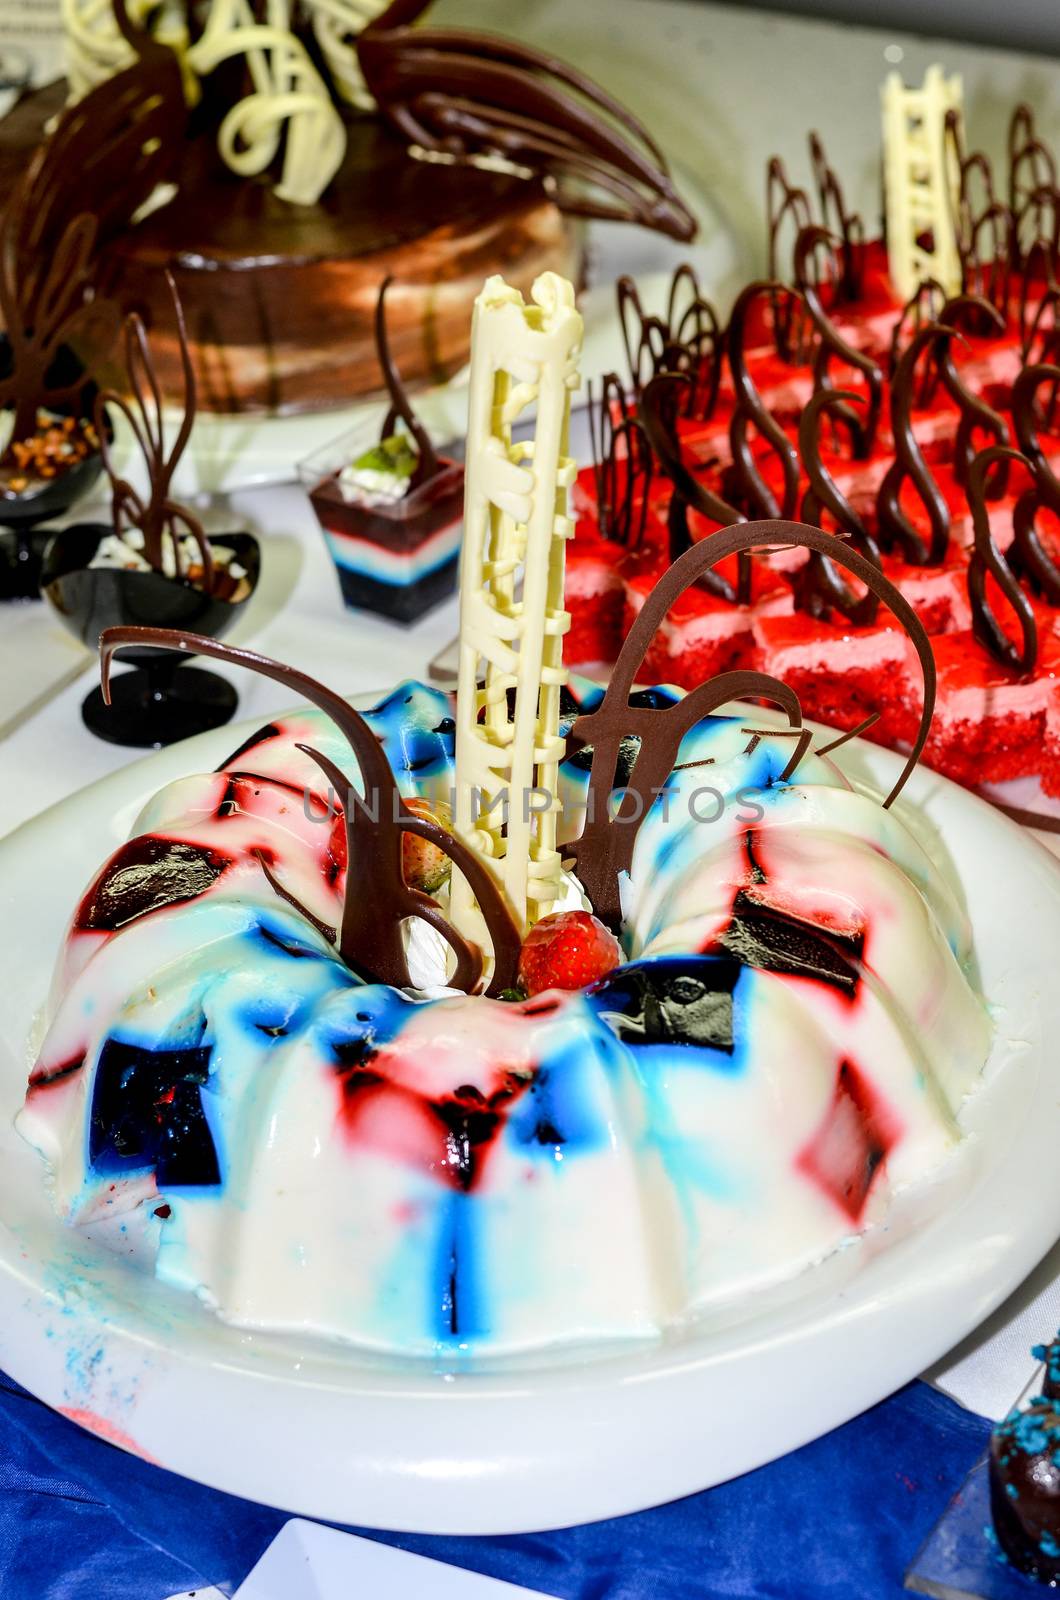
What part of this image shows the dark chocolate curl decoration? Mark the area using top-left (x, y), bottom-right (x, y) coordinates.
top-left (95, 273), bottom-right (214, 591)
top-left (587, 372), bottom-right (653, 547)
top-left (794, 225), bottom-right (882, 457)
top-left (566, 520), bottom-right (937, 928)
top-left (876, 322), bottom-right (954, 566)
top-left (616, 267), bottom-right (724, 419)
top-left (375, 275), bottom-right (437, 486)
top-left (937, 293), bottom-right (1009, 495)
top-left (358, 2), bottom-right (695, 240)
top-left (640, 372), bottom-right (747, 600)
top-left (889, 279), bottom-right (946, 407)
top-left (98, 627), bottom-right (522, 996)
top-left (808, 132), bottom-right (864, 301)
top-left (1009, 363), bottom-right (1060, 605)
top-left (1008, 104), bottom-right (1058, 250)
top-left (795, 388), bottom-right (882, 626)
top-left (966, 445), bottom-right (1038, 674)
top-left (766, 158), bottom-right (813, 362)
top-left (728, 282), bottom-right (802, 523)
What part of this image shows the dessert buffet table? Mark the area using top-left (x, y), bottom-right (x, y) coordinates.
top-left (3, 2), bottom-right (1060, 1597)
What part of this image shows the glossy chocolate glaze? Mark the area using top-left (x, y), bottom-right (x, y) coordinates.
top-left (990, 1399), bottom-right (1060, 1582)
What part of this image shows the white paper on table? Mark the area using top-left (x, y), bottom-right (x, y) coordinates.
top-left (232, 1520), bottom-right (558, 1599)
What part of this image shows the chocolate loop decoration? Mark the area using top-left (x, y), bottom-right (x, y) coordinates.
top-left (889, 279), bottom-right (947, 407)
top-left (727, 282), bottom-right (802, 523)
top-left (794, 224), bottom-right (883, 457)
top-left (616, 268), bottom-right (724, 419)
top-left (795, 388), bottom-right (882, 626)
top-left (95, 273), bottom-right (214, 589)
top-left (640, 371), bottom-right (747, 601)
top-left (766, 158), bottom-right (813, 362)
top-left (966, 445), bottom-right (1038, 674)
top-left (358, 1), bottom-right (696, 240)
top-left (587, 372), bottom-right (653, 547)
top-left (1018, 239), bottom-right (1060, 369)
top-left (98, 627), bottom-right (522, 996)
top-left (808, 131), bottom-right (863, 301)
top-left (565, 519), bottom-right (937, 929)
top-left (937, 293), bottom-right (1010, 495)
top-left (375, 274), bottom-right (438, 486)
top-left (1008, 104), bottom-right (1058, 252)
top-left (876, 322), bottom-right (955, 566)
top-left (1009, 363), bottom-right (1060, 605)
top-left (944, 112), bottom-right (1012, 312)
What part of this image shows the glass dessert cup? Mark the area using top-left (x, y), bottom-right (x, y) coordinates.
top-left (0, 345), bottom-right (107, 602)
top-left (298, 426), bottom-right (465, 623)
top-left (39, 524), bottom-right (260, 746)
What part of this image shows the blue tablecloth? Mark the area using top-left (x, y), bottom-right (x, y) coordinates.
top-left (0, 1368), bottom-right (991, 1599)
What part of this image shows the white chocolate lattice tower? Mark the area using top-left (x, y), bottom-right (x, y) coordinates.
top-left (881, 64), bottom-right (964, 300)
top-left (450, 273), bottom-right (583, 965)
top-left (61, 0), bottom-right (389, 203)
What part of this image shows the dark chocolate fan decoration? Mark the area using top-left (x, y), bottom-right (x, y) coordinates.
top-left (586, 372), bottom-right (653, 547)
top-left (1008, 104), bottom-right (1058, 257)
top-left (1009, 363), bottom-right (1060, 606)
top-left (945, 110), bottom-right (1011, 314)
top-left (640, 371), bottom-right (748, 602)
top-left (889, 279), bottom-right (946, 408)
top-left (795, 388), bottom-right (882, 627)
top-left (565, 520), bottom-right (937, 929)
top-left (375, 274), bottom-right (437, 488)
top-left (1018, 240), bottom-right (1060, 369)
top-left (794, 225), bottom-right (882, 457)
top-left (357, 0), bottom-right (695, 240)
top-left (965, 444), bottom-right (1038, 675)
top-left (876, 322), bottom-right (954, 566)
top-left (937, 293), bottom-right (1010, 496)
top-left (98, 627), bottom-right (521, 997)
top-left (728, 282), bottom-right (802, 523)
top-left (808, 132), bottom-right (863, 301)
top-left (95, 272), bottom-right (214, 588)
top-left (616, 267), bottom-right (724, 419)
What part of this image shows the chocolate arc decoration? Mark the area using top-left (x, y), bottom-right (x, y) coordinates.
top-left (565, 519), bottom-right (937, 930)
top-left (98, 626), bottom-right (522, 997)
top-left (794, 224), bottom-right (883, 458)
top-left (728, 282), bottom-right (802, 523)
top-left (766, 158), bottom-right (813, 363)
top-left (945, 111), bottom-right (1011, 313)
top-left (640, 371), bottom-right (748, 602)
top-left (966, 444), bottom-right (1038, 675)
top-left (876, 321), bottom-right (954, 566)
top-left (937, 293), bottom-right (1010, 495)
top-left (1009, 362), bottom-right (1060, 606)
top-left (357, 0), bottom-right (695, 240)
top-left (616, 268), bottom-right (724, 420)
top-left (795, 388), bottom-right (882, 627)
top-left (587, 371), bottom-right (653, 547)
top-left (374, 274), bottom-right (437, 487)
top-left (95, 273), bottom-right (214, 589)
top-left (808, 131), bottom-right (863, 301)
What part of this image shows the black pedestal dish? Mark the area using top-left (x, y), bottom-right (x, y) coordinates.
top-left (40, 523), bottom-right (260, 745)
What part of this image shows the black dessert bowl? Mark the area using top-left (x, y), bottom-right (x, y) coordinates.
top-left (0, 342), bottom-right (108, 601)
top-left (40, 524), bottom-right (261, 747)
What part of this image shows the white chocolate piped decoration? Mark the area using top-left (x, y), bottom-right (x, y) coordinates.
top-left (450, 273), bottom-right (583, 965)
top-left (881, 64), bottom-right (964, 300)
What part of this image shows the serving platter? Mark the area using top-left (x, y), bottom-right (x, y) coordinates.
top-left (0, 707), bottom-right (1059, 1535)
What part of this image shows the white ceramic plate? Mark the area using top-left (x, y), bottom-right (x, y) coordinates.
top-left (1, 712), bottom-right (1059, 1535)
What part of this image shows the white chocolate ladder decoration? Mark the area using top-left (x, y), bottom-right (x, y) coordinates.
top-left (450, 273), bottom-right (583, 967)
top-left (881, 64), bottom-right (964, 300)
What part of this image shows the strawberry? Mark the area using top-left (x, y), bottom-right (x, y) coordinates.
top-left (401, 797), bottom-right (454, 893)
top-left (518, 910), bottom-right (622, 997)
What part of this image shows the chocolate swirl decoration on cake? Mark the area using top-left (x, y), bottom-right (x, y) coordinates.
top-left (944, 110), bottom-right (1012, 315)
top-left (876, 322), bottom-right (955, 566)
top-left (793, 388), bottom-right (882, 627)
top-left (1008, 103), bottom-right (1058, 259)
top-left (794, 225), bottom-right (883, 458)
top-left (94, 273), bottom-right (215, 590)
top-left (586, 372), bottom-right (653, 547)
top-left (565, 520), bottom-right (937, 929)
top-left (6, 0), bottom-right (184, 280)
top-left (936, 293), bottom-right (1010, 496)
top-left (640, 371), bottom-right (748, 602)
top-left (1008, 363), bottom-right (1060, 605)
top-left (766, 157), bottom-right (813, 363)
top-left (728, 282), bottom-right (802, 523)
top-left (616, 267), bottom-right (724, 419)
top-left (98, 627), bottom-right (522, 996)
top-left (1017, 239), bottom-right (1060, 392)
top-left (966, 444), bottom-right (1038, 675)
top-left (357, 0), bottom-right (695, 240)
top-left (375, 274), bottom-right (437, 488)
top-left (808, 132), bottom-right (864, 302)
top-left (888, 279), bottom-right (946, 409)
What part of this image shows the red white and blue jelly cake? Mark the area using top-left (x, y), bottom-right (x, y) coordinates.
top-left (18, 662), bottom-right (990, 1355)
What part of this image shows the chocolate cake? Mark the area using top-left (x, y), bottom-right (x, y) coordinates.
top-left (990, 1334), bottom-right (1060, 1582)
